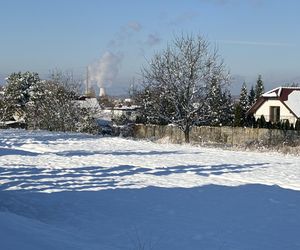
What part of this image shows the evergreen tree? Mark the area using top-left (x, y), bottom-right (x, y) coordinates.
top-left (203, 76), bottom-right (234, 126)
top-left (234, 82), bottom-right (249, 127)
top-left (233, 103), bottom-right (243, 127)
top-left (220, 90), bottom-right (234, 126)
top-left (4, 71), bottom-right (43, 121)
top-left (206, 77), bottom-right (223, 126)
top-left (255, 75), bottom-right (264, 101)
top-left (257, 115), bottom-right (266, 128)
top-left (246, 114), bottom-right (256, 128)
top-left (248, 85), bottom-right (256, 106)
top-left (240, 82), bottom-right (249, 112)
top-left (283, 119), bottom-right (290, 130)
top-left (295, 119), bottom-right (300, 131)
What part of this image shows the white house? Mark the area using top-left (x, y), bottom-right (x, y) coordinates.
top-left (247, 87), bottom-right (300, 124)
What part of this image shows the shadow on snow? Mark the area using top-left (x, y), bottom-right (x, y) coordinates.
top-left (0, 185), bottom-right (300, 250)
top-left (0, 162), bottom-right (268, 192)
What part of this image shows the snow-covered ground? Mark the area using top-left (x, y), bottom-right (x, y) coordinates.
top-left (1, 129), bottom-right (300, 249)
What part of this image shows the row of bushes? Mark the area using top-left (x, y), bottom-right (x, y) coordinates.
top-left (254, 115), bottom-right (300, 131)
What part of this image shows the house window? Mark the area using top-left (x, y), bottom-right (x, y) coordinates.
top-left (270, 106), bottom-right (280, 122)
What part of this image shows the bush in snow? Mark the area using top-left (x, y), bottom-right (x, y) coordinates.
top-left (2, 71), bottom-right (99, 134)
top-left (2, 71), bottom-right (42, 123)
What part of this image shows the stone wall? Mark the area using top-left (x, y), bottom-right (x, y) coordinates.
top-left (133, 124), bottom-right (300, 146)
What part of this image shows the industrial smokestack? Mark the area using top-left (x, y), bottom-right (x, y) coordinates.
top-left (99, 87), bottom-right (106, 97)
top-left (87, 51), bottom-right (123, 91)
top-left (85, 66), bottom-right (90, 95)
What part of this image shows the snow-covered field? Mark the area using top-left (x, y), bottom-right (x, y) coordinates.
top-left (1, 129), bottom-right (300, 250)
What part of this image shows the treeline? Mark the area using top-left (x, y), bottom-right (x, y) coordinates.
top-left (133, 71), bottom-right (284, 131)
top-left (233, 75), bottom-right (264, 127)
top-left (254, 115), bottom-right (300, 131)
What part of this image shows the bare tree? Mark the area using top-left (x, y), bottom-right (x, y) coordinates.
top-left (137, 34), bottom-right (230, 142)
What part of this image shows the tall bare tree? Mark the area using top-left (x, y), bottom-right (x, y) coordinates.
top-left (137, 34), bottom-right (230, 142)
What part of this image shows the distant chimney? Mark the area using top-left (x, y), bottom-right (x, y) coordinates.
top-left (85, 67), bottom-right (89, 95)
top-left (99, 87), bottom-right (106, 97)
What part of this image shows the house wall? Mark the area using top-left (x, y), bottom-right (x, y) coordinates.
top-left (254, 99), bottom-right (297, 124)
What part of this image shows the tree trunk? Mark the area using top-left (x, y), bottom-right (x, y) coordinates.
top-left (184, 127), bottom-right (190, 143)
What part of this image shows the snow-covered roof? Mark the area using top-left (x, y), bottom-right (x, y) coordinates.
top-left (286, 90), bottom-right (300, 117)
top-left (262, 90), bottom-right (278, 98)
top-left (75, 97), bottom-right (101, 110)
top-left (113, 105), bottom-right (140, 110)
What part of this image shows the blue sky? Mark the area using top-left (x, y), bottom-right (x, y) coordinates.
top-left (1, 0), bottom-right (300, 94)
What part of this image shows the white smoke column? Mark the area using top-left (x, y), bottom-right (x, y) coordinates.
top-left (89, 51), bottom-right (123, 88)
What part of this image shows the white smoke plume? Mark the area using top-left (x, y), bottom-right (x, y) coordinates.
top-left (88, 51), bottom-right (123, 88)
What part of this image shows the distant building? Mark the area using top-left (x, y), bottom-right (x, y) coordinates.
top-left (110, 105), bottom-right (140, 122)
top-left (247, 87), bottom-right (300, 124)
top-left (76, 96), bottom-right (101, 112)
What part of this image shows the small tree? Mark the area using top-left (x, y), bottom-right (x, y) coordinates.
top-left (255, 75), bottom-right (264, 101)
top-left (295, 119), bottom-right (300, 131)
top-left (206, 77), bottom-right (223, 126)
top-left (240, 82), bottom-right (249, 125)
top-left (257, 115), bottom-right (266, 128)
top-left (240, 82), bottom-right (249, 111)
top-left (137, 34), bottom-right (230, 142)
top-left (233, 103), bottom-right (243, 127)
top-left (234, 82), bottom-right (249, 127)
top-left (3, 71), bottom-right (43, 121)
top-left (220, 90), bottom-right (234, 126)
top-left (283, 119), bottom-right (290, 131)
top-left (248, 85), bottom-right (256, 107)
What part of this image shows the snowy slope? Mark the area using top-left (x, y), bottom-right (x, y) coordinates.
top-left (1, 129), bottom-right (300, 250)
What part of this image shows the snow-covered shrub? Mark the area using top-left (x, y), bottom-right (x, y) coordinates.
top-left (1, 72), bottom-right (42, 122)
top-left (2, 71), bottom-right (99, 134)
